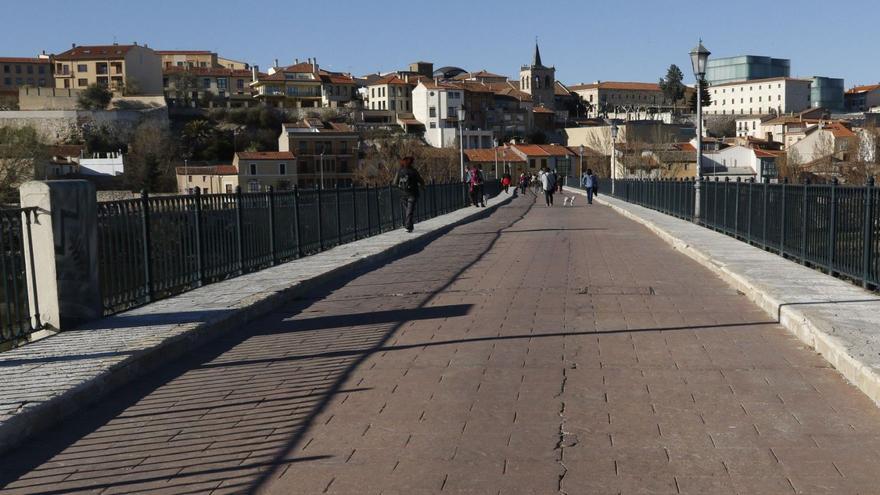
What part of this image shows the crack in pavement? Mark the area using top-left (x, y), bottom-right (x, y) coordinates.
top-left (555, 363), bottom-right (578, 495)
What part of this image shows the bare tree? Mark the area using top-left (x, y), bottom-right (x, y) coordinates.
top-left (0, 126), bottom-right (47, 203)
top-left (125, 121), bottom-right (177, 192)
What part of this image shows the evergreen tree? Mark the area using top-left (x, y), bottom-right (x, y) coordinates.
top-left (689, 77), bottom-right (712, 112)
top-left (659, 65), bottom-right (685, 108)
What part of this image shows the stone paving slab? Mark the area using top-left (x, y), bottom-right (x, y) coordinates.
top-left (567, 186), bottom-right (880, 407)
top-left (0, 190), bottom-right (515, 455)
top-left (3, 192), bottom-right (880, 494)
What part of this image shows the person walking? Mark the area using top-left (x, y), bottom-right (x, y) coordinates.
top-left (468, 164), bottom-right (485, 207)
top-left (540, 167), bottom-right (557, 206)
top-left (519, 172), bottom-right (529, 194)
top-left (501, 173), bottom-right (512, 194)
top-left (581, 168), bottom-right (596, 204)
top-left (393, 156), bottom-right (425, 233)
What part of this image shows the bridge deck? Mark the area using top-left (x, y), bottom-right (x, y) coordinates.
top-left (3, 194), bottom-right (880, 494)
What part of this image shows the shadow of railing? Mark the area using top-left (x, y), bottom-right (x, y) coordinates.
top-left (0, 197), bottom-right (533, 494)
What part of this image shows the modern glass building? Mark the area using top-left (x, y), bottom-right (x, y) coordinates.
top-left (810, 76), bottom-right (845, 110)
top-left (705, 56), bottom-right (790, 86)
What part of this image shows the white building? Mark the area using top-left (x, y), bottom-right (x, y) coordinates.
top-left (412, 80), bottom-right (493, 149)
top-left (705, 77), bottom-right (812, 116)
top-left (79, 151), bottom-right (124, 176)
top-left (700, 144), bottom-right (778, 179)
top-left (735, 115), bottom-right (767, 138)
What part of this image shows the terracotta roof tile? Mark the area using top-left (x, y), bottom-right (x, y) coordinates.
top-left (0, 57), bottom-right (47, 64)
top-left (55, 44), bottom-right (138, 60)
top-left (569, 81), bottom-right (662, 92)
top-left (846, 84), bottom-right (880, 94)
top-left (235, 151), bottom-right (296, 160)
top-left (156, 50), bottom-right (213, 55)
top-left (175, 165), bottom-right (237, 175)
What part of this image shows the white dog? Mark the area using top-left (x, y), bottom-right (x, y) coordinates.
top-left (563, 196), bottom-right (575, 206)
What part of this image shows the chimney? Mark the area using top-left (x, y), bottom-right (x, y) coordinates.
top-left (71, 43), bottom-right (76, 48)
top-left (274, 58), bottom-right (278, 68)
top-left (251, 65), bottom-right (257, 82)
top-left (144, 43), bottom-right (148, 48)
top-left (766, 132), bottom-right (773, 142)
top-left (312, 58), bottom-right (318, 72)
top-left (295, 58), bottom-right (299, 64)
top-left (133, 41), bottom-right (138, 46)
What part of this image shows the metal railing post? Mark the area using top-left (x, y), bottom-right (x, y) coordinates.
top-left (762, 178), bottom-right (769, 248)
top-left (365, 185), bottom-right (373, 236)
top-left (734, 177), bottom-right (740, 238)
top-left (801, 179), bottom-right (809, 263)
top-left (828, 178), bottom-right (838, 274)
top-left (316, 187), bottom-right (324, 251)
top-left (268, 186), bottom-right (277, 266)
top-left (350, 184), bottom-right (357, 241)
top-left (23, 209), bottom-right (41, 329)
top-left (746, 178), bottom-right (753, 244)
top-left (863, 177), bottom-right (875, 288)
top-left (293, 186), bottom-right (303, 258)
top-left (140, 190), bottom-right (153, 303)
top-left (388, 184), bottom-right (395, 229)
top-left (193, 187), bottom-right (204, 285)
top-left (235, 186), bottom-right (245, 273)
top-left (780, 178), bottom-right (788, 256)
top-left (335, 184), bottom-right (342, 246)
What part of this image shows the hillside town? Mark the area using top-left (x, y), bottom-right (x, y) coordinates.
top-left (1, 40), bottom-right (878, 201)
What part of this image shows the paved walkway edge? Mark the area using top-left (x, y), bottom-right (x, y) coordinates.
top-left (0, 191), bottom-right (517, 455)
top-left (565, 186), bottom-right (880, 407)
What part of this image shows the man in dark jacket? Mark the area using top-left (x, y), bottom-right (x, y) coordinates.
top-left (393, 156), bottom-right (425, 232)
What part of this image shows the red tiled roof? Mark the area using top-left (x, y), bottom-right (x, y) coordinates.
top-left (464, 147), bottom-right (526, 163)
top-left (0, 57), bottom-right (47, 64)
top-left (235, 151), bottom-right (295, 160)
top-left (846, 84), bottom-right (880, 94)
top-left (822, 122), bottom-right (856, 138)
top-left (453, 70), bottom-right (507, 80)
top-left (371, 74), bottom-right (410, 85)
top-left (319, 70), bottom-right (354, 85)
top-left (569, 81), bottom-right (662, 92)
top-left (532, 105), bottom-right (554, 114)
top-left (512, 144), bottom-right (551, 157)
top-left (175, 165), bottom-right (237, 175)
top-left (54, 44), bottom-right (138, 60)
top-left (539, 145), bottom-right (575, 156)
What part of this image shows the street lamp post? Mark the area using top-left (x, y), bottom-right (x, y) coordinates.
top-left (578, 144), bottom-right (585, 180)
top-left (690, 40), bottom-right (710, 221)
top-left (319, 151), bottom-right (325, 189)
top-left (610, 122), bottom-right (619, 195)
top-left (458, 108), bottom-right (466, 181)
top-left (493, 138), bottom-right (499, 179)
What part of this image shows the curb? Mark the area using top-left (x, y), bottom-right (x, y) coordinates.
top-left (0, 190), bottom-right (518, 455)
top-left (565, 186), bottom-right (880, 407)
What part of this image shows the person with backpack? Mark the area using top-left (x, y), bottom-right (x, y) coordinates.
top-left (540, 167), bottom-right (557, 206)
top-left (468, 164), bottom-right (486, 207)
top-left (393, 156), bottom-right (425, 232)
top-left (501, 173), bottom-right (512, 194)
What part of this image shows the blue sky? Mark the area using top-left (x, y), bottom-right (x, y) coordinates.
top-left (4, 0), bottom-right (878, 87)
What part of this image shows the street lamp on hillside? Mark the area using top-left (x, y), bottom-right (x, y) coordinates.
top-left (458, 108), bottom-right (466, 181)
top-left (690, 39), bottom-right (710, 221)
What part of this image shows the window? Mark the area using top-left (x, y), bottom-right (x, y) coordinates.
top-left (340, 141), bottom-right (348, 153)
top-left (249, 164), bottom-right (257, 175)
top-left (2, 65), bottom-right (8, 73)
top-left (203, 78), bottom-right (211, 89)
top-left (15, 65), bottom-right (21, 74)
top-left (188, 175), bottom-right (193, 183)
top-left (299, 141), bottom-right (308, 154)
top-left (38, 78), bottom-right (45, 86)
top-left (390, 100), bottom-right (396, 110)
top-left (26, 65), bottom-right (33, 74)
top-left (77, 64), bottom-right (87, 72)
top-left (248, 180), bottom-right (260, 192)
top-left (78, 78), bottom-right (88, 87)
top-left (3, 78), bottom-right (9, 85)
top-left (217, 78), bottom-right (227, 90)
top-left (448, 106), bottom-right (455, 116)
top-left (237, 79), bottom-right (244, 90)
top-left (429, 122), bottom-right (436, 128)
top-left (279, 163), bottom-right (286, 175)
top-left (429, 107), bottom-right (436, 118)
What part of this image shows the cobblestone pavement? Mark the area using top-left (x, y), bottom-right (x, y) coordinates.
top-left (3, 193), bottom-right (880, 495)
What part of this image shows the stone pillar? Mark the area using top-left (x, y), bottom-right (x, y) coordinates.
top-left (19, 180), bottom-right (102, 330)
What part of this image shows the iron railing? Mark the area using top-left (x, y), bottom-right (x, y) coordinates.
top-left (0, 208), bottom-right (40, 346)
top-left (98, 181), bottom-right (499, 314)
top-left (609, 178), bottom-right (880, 289)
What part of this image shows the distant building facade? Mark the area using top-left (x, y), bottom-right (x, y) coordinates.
top-left (705, 77), bottom-right (811, 116)
top-left (845, 84), bottom-right (880, 112)
top-left (53, 43), bottom-right (163, 95)
top-left (705, 55), bottom-right (790, 86)
top-left (234, 151), bottom-right (297, 192)
top-left (277, 119), bottom-right (358, 188)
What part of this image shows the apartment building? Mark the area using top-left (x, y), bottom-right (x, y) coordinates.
top-left (163, 66), bottom-right (255, 107)
top-left (157, 50), bottom-right (217, 69)
top-left (845, 84), bottom-right (880, 112)
top-left (1, 57), bottom-right (52, 91)
top-left (234, 152), bottom-right (297, 191)
top-left (53, 43), bottom-right (163, 95)
top-left (569, 82), bottom-right (673, 116)
top-left (787, 121), bottom-right (858, 166)
top-left (218, 57), bottom-right (249, 70)
top-left (705, 77), bottom-right (811, 116)
top-left (366, 75), bottom-right (413, 112)
top-left (412, 80), bottom-right (494, 149)
top-left (319, 71), bottom-right (356, 108)
top-left (277, 119), bottom-right (358, 188)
